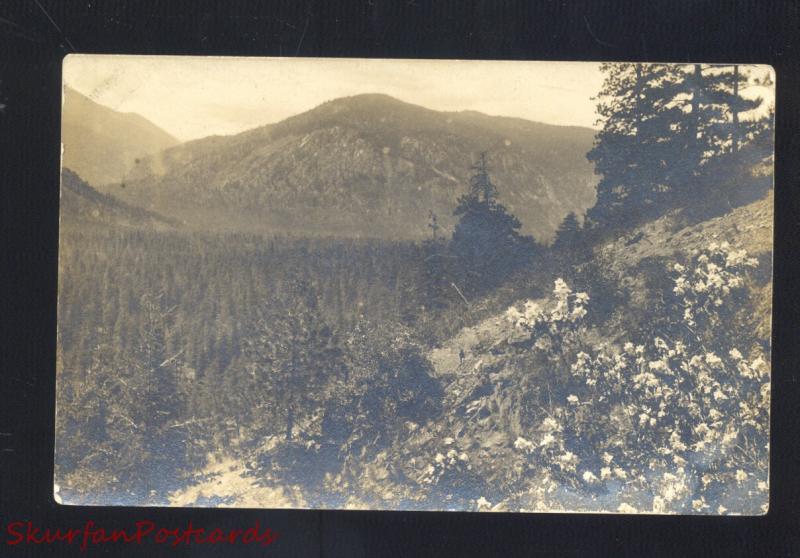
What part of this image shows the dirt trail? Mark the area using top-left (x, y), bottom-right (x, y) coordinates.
top-left (428, 313), bottom-right (515, 378)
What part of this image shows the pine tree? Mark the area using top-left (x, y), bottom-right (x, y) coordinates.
top-left (239, 279), bottom-right (347, 442)
top-left (450, 153), bottom-right (532, 294)
top-left (680, 64), bottom-right (772, 210)
top-left (587, 63), bottom-right (684, 227)
top-left (468, 152), bottom-right (499, 203)
top-left (550, 211), bottom-right (591, 274)
top-left (587, 63), bottom-right (772, 230)
top-left (421, 210), bottom-right (452, 311)
top-left (130, 292), bottom-right (190, 479)
top-left (553, 212), bottom-right (580, 248)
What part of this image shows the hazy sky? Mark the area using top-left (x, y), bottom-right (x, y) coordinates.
top-left (64, 56), bottom-right (605, 141)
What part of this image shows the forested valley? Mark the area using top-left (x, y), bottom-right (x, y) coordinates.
top-left (56, 63), bottom-right (774, 514)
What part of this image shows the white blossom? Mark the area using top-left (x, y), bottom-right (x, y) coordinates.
top-left (475, 496), bottom-right (492, 511)
top-left (704, 352), bottom-right (723, 367)
top-left (652, 495), bottom-right (666, 513)
top-left (541, 417), bottom-right (559, 431)
top-left (582, 471), bottom-right (598, 483)
top-left (514, 437), bottom-right (535, 452)
top-left (692, 498), bottom-right (707, 511)
top-left (553, 278), bottom-right (571, 298)
top-left (540, 433), bottom-right (556, 447)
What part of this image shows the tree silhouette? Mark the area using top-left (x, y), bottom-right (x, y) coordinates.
top-left (586, 64), bottom-right (772, 230)
top-left (420, 210), bottom-right (452, 311)
top-left (450, 153), bottom-right (532, 294)
top-left (586, 64), bottom-right (682, 227)
top-left (553, 212), bottom-right (580, 249)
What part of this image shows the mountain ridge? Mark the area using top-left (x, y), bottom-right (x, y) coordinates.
top-left (116, 93), bottom-right (599, 242)
top-left (60, 168), bottom-right (177, 229)
top-left (61, 86), bottom-right (181, 187)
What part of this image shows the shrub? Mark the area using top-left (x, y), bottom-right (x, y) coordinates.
top-left (508, 244), bottom-right (769, 513)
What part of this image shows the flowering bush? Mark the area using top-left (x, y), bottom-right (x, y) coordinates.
top-left (510, 244), bottom-right (769, 514)
top-left (422, 447), bottom-right (471, 483)
top-left (420, 437), bottom-right (472, 485)
top-left (506, 278), bottom-right (589, 332)
top-left (417, 436), bottom-right (489, 509)
top-left (672, 241), bottom-right (759, 331)
top-left (504, 279), bottom-right (590, 366)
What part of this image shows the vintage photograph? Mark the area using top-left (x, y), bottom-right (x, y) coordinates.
top-left (55, 56), bottom-right (774, 514)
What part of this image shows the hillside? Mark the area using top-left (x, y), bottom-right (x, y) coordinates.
top-left (162, 189), bottom-right (773, 512)
top-left (119, 94), bottom-right (597, 242)
top-left (60, 168), bottom-right (176, 229)
top-left (389, 189), bottom-right (775, 511)
top-left (61, 86), bottom-right (180, 187)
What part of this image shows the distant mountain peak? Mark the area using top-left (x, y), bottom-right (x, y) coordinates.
top-left (325, 92), bottom-right (404, 104)
top-left (297, 93), bottom-right (437, 122)
top-left (61, 86), bottom-right (180, 187)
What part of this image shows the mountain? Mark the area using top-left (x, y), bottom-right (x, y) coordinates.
top-left (119, 94), bottom-right (598, 242)
top-left (61, 86), bottom-right (180, 187)
top-left (60, 168), bottom-right (176, 229)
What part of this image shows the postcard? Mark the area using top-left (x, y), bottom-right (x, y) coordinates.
top-left (56, 56), bottom-right (773, 513)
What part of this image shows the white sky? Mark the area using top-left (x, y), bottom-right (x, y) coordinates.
top-left (63, 56), bottom-right (606, 141)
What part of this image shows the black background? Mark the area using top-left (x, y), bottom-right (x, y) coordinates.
top-left (1, 1), bottom-right (798, 556)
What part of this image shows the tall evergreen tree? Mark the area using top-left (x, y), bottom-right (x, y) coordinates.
top-left (587, 63), bottom-right (772, 230)
top-left (450, 153), bottom-right (532, 293)
top-left (421, 210), bottom-right (452, 311)
top-left (551, 211), bottom-right (591, 273)
top-left (552, 212), bottom-right (580, 249)
top-left (586, 63), bottom-right (677, 227)
top-left (678, 64), bottom-right (771, 210)
top-left (239, 279), bottom-right (346, 442)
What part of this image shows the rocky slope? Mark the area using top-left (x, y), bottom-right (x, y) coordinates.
top-left (595, 189), bottom-right (773, 275)
top-left (118, 94), bottom-right (597, 242)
